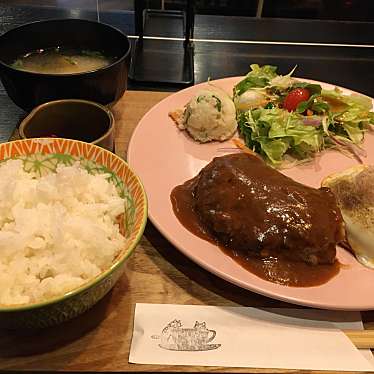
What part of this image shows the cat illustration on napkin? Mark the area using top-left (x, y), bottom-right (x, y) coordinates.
top-left (151, 319), bottom-right (221, 351)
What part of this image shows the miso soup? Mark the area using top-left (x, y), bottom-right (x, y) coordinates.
top-left (11, 47), bottom-right (114, 74)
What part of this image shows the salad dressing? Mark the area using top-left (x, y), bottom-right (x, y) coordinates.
top-left (322, 95), bottom-right (348, 112)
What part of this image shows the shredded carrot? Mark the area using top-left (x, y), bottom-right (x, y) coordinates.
top-left (232, 138), bottom-right (259, 158)
top-left (307, 109), bottom-right (313, 116)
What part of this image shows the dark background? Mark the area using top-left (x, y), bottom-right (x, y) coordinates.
top-left (0, 0), bottom-right (373, 142)
top-left (2, 0), bottom-right (374, 22)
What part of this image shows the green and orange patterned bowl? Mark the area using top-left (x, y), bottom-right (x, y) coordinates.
top-left (0, 138), bottom-right (147, 329)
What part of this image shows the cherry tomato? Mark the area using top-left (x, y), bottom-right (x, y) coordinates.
top-left (283, 88), bottom-right (310, 112)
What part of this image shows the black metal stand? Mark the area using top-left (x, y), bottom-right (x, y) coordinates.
top-left (129, 0), bottom-right (194, 86)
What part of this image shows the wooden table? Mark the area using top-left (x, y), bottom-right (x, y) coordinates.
top-left (0, 91), bottom-right (373, 374)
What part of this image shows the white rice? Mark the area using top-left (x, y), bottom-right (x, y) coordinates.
top-left (0, 159), bottom-right (126, 306)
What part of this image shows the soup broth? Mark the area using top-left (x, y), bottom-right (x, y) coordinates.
top-left (12, 47), bottom-right (114, 74)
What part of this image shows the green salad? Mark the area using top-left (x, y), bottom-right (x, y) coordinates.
top-left (233, 64), bottom-right (374, 166)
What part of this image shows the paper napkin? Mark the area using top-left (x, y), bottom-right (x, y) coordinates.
top-left (129, 303), bottom-right (374, 371)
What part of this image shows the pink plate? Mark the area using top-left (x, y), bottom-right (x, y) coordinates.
top-left (128, 76), bottom-right (374, 310)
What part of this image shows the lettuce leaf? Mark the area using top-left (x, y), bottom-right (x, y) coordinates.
top-left (341, 122), bottom-right (364, 144)
top-left (292, 82), bottom-right (322, 96)
top-left (321, 89), bottom-right (371, 144)
top-left (258, 138), bottom-right (290, 164)
top-left (323, 88), bottom-right (372, 111)
top-left (234, 64), bottom-right (278, 97)
top-left (238, 108), bottom-right (323, 165)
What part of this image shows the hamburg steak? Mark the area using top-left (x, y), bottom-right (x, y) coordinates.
top-left (193, 153), bottom-right (344, 265)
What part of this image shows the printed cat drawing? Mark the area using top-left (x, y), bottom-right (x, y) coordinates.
top-left (151, 319), bottom-right (220, 351)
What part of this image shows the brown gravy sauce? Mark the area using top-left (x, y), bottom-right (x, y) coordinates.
top-left (171, 178), bottom-right (340, 287)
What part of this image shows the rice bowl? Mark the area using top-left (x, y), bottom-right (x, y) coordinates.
top-left (0, 138), bottom-right (147, 328)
